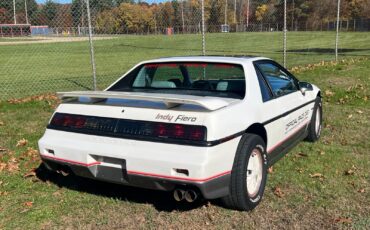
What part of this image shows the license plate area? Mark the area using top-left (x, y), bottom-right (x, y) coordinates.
top-left (91, 155), bottom-right (128, 183)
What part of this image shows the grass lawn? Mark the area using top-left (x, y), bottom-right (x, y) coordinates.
top-left (0, 57), bottom-right (369, 229)
top-left (0, 32), bottom-right (369, 99)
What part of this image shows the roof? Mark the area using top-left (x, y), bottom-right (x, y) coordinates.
top-left (142, 56), bottom-right (269, 65)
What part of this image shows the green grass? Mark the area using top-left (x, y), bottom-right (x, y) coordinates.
top-left (0, 58), bottom-right (369, 229)
top-left (0, 32), bottom-right (369, 99)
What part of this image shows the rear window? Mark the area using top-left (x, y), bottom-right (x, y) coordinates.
top-left (109, 62), bottom-right (246, 99)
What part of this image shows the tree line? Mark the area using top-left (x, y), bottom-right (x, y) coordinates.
top-left (0, 0), bottom-right (369, 33)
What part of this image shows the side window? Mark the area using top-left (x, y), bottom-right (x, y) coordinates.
top-left (255, 68), bottom-right (273, 102)
top-left (256, 63), bottom-right (298, 97)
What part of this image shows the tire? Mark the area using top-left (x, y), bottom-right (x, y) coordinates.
top-left (305, 97), bottom-right (323, 142)
top-left (221, 134), bottom-right (268, 211)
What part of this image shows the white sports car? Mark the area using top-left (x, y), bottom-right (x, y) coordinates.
top-left (38, 56), bottom-right (322, 210)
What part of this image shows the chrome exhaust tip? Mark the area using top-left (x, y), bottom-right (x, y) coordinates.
top-left (173, 189), bottom-right (185, 202)
top-left (56, 166), bottom-right (70, 177)
top-left (184, 190), bottom-right (198, 203)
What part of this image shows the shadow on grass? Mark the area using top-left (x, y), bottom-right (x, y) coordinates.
top-left (35, 163), bottom-right (217, 212)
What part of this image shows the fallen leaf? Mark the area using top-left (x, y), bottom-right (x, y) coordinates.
top-left (334, 217), bottom-right (352, 224)
top-left (344, 165), bottom-right (357, 176)
top-left (356, 110), bottom-right (363, 114)
top-left (268, 167), bottom-right (273, 174)
top-left (0, 191), bottom-right (9, 196)
top-left (0, 163), bottom-right (6, 172)
top-left (0, 147), bottom-right (6, 152)
top-left (0, 121), bottom-right (4, 126)
top-left (273, 186), bottom-right (284, 198)
top-left (309, 173), bottom-right (324, 179)
top-left (24, 201), bottom-right (33, 207)
top-left (23, 147), bottom-right (39, 158)
top-left (347, 114), bottom-right (353, 119)
top-left (324, 90), bottom-right (334, 97)
top-left (23, 169), bottom-right (36, 178)
top-left (297, 152), bottom-right (308, 157)
top-left (7, 93), bottom-right (59, 105)
top-left (52, 190), bottom-right (62, 197)
top-left (358, 188), bottom-right (365, 193)
top-left (6, 157), bottom-right (19, 172)
top-left (344, 169), bottom-right (355, 176)
top-left (319, 150), bottom-right (325, 155)
top-left (16, 138), bottom-right (28, 147)
top-left (19, 209), bottom-right (30, 214)
top-left (296, 167), bottom-right (304, 173)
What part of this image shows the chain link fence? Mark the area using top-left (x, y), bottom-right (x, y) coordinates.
top-left (0, 0), bottom-right (369, 100)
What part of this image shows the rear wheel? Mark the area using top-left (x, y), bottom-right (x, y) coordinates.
top-left (221, 134), bottom-right (267, 211)
top-left (305, 97), bottom-right (322, 142)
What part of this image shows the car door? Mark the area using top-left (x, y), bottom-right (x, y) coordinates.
top-left (254, 61), bottom-right (311, 162)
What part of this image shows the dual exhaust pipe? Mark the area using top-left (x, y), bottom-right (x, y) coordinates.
top-left (173, 188), bottom-right (198, 203)
top-left (56, 166), bottom-right (71, 177)
top-left (56, 167), bottom-right (199, 203)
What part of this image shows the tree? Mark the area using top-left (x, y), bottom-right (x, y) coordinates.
top-left (158, 2), bottom-right (174, 28)
top-left (71, 0), bottom-right (85, 27)
top-left (255, 4), bottom-right (268, 22)
top-left (41, 0), bottom-right (58, 26)
top-left (172, 0), bottom-right (181, 30)
top-left (345, 0), bottom-right (364, 19)
top-left (96, 3), bottom-right (154, 34)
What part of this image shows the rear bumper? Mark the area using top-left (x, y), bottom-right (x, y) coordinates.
top-left (38, 129), bottom-right (240, 199)
top-left (41, 156), bottom-right (230, 199)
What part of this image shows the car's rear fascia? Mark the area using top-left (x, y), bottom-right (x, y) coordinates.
top-left (38, 129), bottom-right (240, 199)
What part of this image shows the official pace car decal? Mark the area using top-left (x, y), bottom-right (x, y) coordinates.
top-left (155, 113), bottom-right (197, 122)
top-left (285, 109), bottom-right (310, 134)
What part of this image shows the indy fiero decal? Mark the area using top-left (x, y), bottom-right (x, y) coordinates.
top-left (155, 113), bottom-right (197, 123)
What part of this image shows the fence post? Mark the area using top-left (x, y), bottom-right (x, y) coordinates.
top-left (335, 0), bottom-right (341, 62)
top-left (246, 0), bottom-right (250, 28)
top-left (13, 0), bottom-right (17, 24)
top-left (85, 0), bottom-right (97, 90)
top-left (201, 0), bottom-right (206, 55)
top-left (283, 0), bottom-right (287, 67)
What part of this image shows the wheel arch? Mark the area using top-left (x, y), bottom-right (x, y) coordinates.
top-left (245, 123), bottom-right (267, 147)
top-left (317, 90), bottom-right (322, 98)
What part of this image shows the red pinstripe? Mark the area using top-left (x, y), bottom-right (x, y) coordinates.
top-left (40, 154), bottom-right (230, 182)
top-left (267, 121), bottom-right (309, 154)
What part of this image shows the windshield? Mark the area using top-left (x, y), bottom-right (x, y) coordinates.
top-left (108, 62), bottom-right (246, 99)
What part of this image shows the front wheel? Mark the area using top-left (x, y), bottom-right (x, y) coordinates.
top-left (305, 97), bottom-right (323, 142)
top-left (221, 134), bottom-right (268, 211)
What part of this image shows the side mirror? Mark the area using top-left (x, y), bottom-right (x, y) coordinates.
top-left (299, 82), bottom-right (313, 95)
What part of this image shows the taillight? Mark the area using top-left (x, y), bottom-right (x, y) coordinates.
top-left (50, 113), bottom-right (87, 129)
top-left (152, 123), bottom-right (206, 141)
top-left (173, 125), bottom-right (185, 138)
top-left (49, 113), bottom-right (207, 142)
top-left (188, 126), bottom-right (206, 141)
top-left (156, 124), bottom-right (168, 136)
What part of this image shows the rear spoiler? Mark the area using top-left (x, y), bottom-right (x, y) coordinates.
top-left (57, 91), bottom-right (232, 111)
